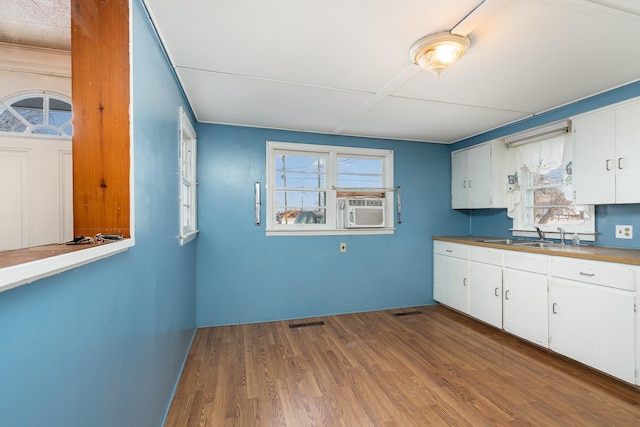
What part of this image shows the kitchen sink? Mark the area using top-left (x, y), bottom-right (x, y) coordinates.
top-left (512, 241), bottom-right (565, 249)
top-left (481, 239), bottom-right (571, 250)
top-left (481, 238), bottom-right (516, 244)
top-left (481, 238), bottom-right (529, 245)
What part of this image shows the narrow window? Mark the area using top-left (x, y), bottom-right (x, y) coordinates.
top-left (179, 107), bottom-right (198, 245)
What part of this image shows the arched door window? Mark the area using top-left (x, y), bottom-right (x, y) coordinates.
top-left (0, 92), bottom-right (72, 136)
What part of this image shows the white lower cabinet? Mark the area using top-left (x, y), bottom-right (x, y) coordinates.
top-left (469, 247), bottom-right (503, 328)
top-left (433, 242), bottom-right (469, 314)
top-left (503, 267), bottom-right (549, 348)
top-left (549, 258), bottom-right (636, 384)
top-left (433, 240), bottom-right (640, 385)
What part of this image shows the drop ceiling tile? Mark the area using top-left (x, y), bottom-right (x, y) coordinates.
top-left (147, 0), bottom-right (481, 93)
top-left (340, 96), bottom-right (529, 143)
top-left (177, 68), bottom-right (374, 134)
top-left (394, 0), bottom-right (640, 114)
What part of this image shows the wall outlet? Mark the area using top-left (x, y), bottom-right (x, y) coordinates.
top-left (615, 225), bottom-right (633, 239)
top-left (340, 242), bottom-right (347, 253)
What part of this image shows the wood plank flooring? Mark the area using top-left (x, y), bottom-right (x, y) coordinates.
top-left (165, 305), bottom-right (640, 426)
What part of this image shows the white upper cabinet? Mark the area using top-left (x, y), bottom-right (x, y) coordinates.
top-left (573, 99), bottom-right (640, 205)
top-left (451, 140), bottom-right (507, 209)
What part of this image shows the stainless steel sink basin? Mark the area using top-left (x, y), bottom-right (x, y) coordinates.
top-left (512, 241), bottom-right (564, 249)
top-left (481, 238), bottom-right (516, 245)
top-left (481, 238), bottom-right (531, 245)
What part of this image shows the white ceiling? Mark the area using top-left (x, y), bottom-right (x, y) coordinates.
top-left (144, 0), bottom-right (640, 143)
top-left (3, 1), bottom-right (639, 143)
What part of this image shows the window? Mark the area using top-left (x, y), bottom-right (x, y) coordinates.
top-left (0, 93), bottom-right (72, 136)
top-left (179, 107), bottom-right (198, 245)
top-left (507, 124), bottom-right (595, 239)
top-left (266, 141), bottom-right (394, 235)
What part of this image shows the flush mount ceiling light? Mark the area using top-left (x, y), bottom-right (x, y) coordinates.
top-left (409, 32), bottom-right (471, 77)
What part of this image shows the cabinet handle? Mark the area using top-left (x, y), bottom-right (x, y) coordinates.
top-left (463, 278), bottom-right (468, 286)
top-left (494, 287), bottom-right (499, 297)
top-left (468, 180), bottom-right (472, 188)
top-left (463, 180), bottom-right (467, 188)
top-left (504, 290), bottom-right (510, 300)
top-left (618, 157), bottom-right (624, 169)
top-left (606, 159), bottom-right (612, 171)
top-left (579, 272), bottom-right (595, 277)
top-left (446, 249), bottom-right (453, 253)
top-left (552, 303), bottom-right (558, 314)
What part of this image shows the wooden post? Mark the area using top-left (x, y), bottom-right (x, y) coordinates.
top-left (71, 0), bottom-right (130, 238)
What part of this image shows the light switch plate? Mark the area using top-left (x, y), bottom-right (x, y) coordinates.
top-left (615, 225), bottom-right (633, 239)
top-left (340, 242), bottom-right (347, 253)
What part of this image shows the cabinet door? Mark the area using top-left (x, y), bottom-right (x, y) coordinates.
top-left (503, 268), bottom-right (548, 347)
top-left (433, 253), bottom-right (448, 304)
top-left (451, 149), bottom-right (468, 209)
top-left (433, 253), bottom-right (469, 313)
top-left (573, 110), bottom-right (616, 205)
top-left (614, 102), bottom-right (640, 203)
top-left (469, 261), bottom-right (502, 328)
top-left (447, 256), bottom-right (469, 314)
top-left (467, 143), bottom-right (491, 208)
top-left (549, 279), bottom-right (635, 383)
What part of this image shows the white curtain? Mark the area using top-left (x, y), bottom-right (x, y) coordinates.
top-left (504, 135), bottom-right (569, 218)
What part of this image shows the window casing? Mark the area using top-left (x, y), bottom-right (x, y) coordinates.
top-left (509, 131), bottom-right (595, 240)
top-left (179, 107), bottom-right (198, 245)
top-left (266, 141), bottom-right (394, 235)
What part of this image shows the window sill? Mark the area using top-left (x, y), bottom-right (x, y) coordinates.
top-left (266, 227), bottom-right (395, 236)
top-left (0, 238), bottom-right (135, 293)
top-left (179, 230), bottom-right (199, 246)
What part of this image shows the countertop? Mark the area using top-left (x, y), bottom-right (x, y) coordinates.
top-left (433, 236), bottom-right (640, 266)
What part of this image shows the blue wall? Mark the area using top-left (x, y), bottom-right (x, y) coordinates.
top-left (0, 2), bottom-right (196, 426)
top-left (455, 81), bottom-right (640, 250)
top-left (195, 125), bottom-right (469, 326)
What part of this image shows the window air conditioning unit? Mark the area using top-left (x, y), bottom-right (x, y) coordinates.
top-left (337, 197), bottom-right (386, 228)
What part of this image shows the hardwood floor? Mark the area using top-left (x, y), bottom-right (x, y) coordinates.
top-left (165, 305), bottom-right (640, 426)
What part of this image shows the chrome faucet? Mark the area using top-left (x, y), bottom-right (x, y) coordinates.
top-left (557, 227), bottom-right (566, 245)
top-left (535, 226), bottom-right (545, 241)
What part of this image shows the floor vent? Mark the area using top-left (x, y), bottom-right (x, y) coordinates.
top-left (289, 320), bottom-right (325, 329)
top-left (393, 310), bottom-right (422, 317)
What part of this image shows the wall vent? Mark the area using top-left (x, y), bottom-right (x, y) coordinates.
top-left (393, 310), bottom-right (422, 317)
top-left (289, 320), bottom-right (325, 329)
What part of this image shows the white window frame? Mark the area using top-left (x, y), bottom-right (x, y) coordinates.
top-left (512, 166), bottom-right (596, 240)
top-left (179, 107), bottom-right (198, 245)
top-left (0, 91), bottom-right (73, 136)
top-left (507, 125), bottom-right (596, 241)
top-left (266, 141), bottom-right (394, 236)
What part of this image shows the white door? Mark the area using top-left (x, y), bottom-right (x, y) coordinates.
top-left (549, 279), bottom-right (635, 383)
top-left (614, 102), bottom-right (640, 203)
top-left (503, 268), bottom-right (549, 347)
top-left (572, 111), bottom-right (616, 204)
top-left (469, 261), bottom-right (502, 328)
top-left (0, 136), bottom-right (72, 250)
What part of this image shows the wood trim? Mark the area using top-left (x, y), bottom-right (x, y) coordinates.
top-left (71, 0), bottom-right (130, 238)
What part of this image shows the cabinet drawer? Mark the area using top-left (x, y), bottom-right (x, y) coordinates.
top-left (470, 246), bottom-right (503, 266)
top-left (551, 258), bottom-right (634, 291)
top-left (504, 251), bottom-right (548, 274)
top-left (434, 241), bottom-right (469, 259)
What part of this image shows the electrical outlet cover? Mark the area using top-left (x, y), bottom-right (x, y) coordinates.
top-left (615, 225), bottom-right (633, 239)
